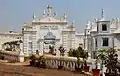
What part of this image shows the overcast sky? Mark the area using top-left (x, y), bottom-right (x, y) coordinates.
top-left (0, 0), bottom-right (120, 32)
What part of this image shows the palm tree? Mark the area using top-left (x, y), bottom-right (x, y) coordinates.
top-left (104, 48), bottom-right (119, 76)
top-left (96, 49), bottom-right (109, 76)
top-left (96, 49), bottom-right (108, 65)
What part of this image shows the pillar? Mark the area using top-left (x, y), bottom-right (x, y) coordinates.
top-left (19, 50), bottom-right (24, 62)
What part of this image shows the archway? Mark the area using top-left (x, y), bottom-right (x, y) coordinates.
top-left (43, 32), bottom-right (56, 53)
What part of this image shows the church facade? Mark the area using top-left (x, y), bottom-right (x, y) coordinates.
top-left (1, 5), bottom-right (120, 58)
top-left (22, 5), bottom-right (84, 56)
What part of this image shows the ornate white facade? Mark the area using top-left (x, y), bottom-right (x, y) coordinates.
top-left (2, 6), bottom-right (120, 59)
top-left (22, 5), bottom-right (84, 56)
top-left (84, 9), bottom-right (120, 59)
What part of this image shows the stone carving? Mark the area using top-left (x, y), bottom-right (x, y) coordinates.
top-left (111, 18), bottom-right (115, 24)
top-left (44, 32), bottom-right (56, 39)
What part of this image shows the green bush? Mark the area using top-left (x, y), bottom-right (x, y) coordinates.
top-left (68, 46), bottom-right (88, 59)
top-left (68, 49), bottom-right (78, 57)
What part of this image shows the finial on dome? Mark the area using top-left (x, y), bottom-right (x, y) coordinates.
top-left (101, 8), bottom-right (104, 19)
top-left (43, 10), bottom-right (46, 17)
top-left (70, 20), bottom-right (75, 30)
top-left (116, 17), bottom-right (119, 22)
top-left (32, 13), bottom-right (36, 19)
top-left (87, 20), bottom-right (91, 24)
top-left (72, 20), bottom-right (75, 24)
top-left (63, 13), bottom-right (67, 20)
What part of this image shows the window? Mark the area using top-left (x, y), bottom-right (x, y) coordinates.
top-left (102, 24), bottom-right (107, 31)
top-left (102, 38), bottom-right (109, 46)
top-left (28, 42), bottom-right (32, 49)
top-left (29, 36), bottom-right (32, 40)
top-left (95, 38), bottom-right (97, 47)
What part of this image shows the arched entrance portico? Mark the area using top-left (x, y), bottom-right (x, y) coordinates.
top-left (43, 32), bottom-right (56, 53)
top-left (37, 32), bottom-right (57, 54)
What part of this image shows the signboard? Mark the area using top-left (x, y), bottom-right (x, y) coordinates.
top-left (40, 25), bottom-right (58, 30)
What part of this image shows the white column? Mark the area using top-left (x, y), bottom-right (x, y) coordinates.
top-left (92, 62), bottom-right (96, 69)
top-left (19, 50), bottom-right (24, 62)
top-left (32, 33), bottom-right (37, 54)
top-left (97, 63), bottom-right (101, 69)
top-left (39, 41), bottom-right (43, 55)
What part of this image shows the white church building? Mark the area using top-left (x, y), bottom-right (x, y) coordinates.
top-left (22, 5), bottom-right (84, 56)
top-left (84, 9), bottom-right (120, 58)
top-left (1, 5), bottom-right (120, 58)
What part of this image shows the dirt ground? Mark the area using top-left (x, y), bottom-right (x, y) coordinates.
top-left (0, 63), bottom-right (85, 76)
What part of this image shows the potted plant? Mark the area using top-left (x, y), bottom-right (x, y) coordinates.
top-left (84, 60), bottom-right (90, 72)
top-left (75, 56), bottom-right (83, 73)
top-left (77, 45), bottom-right (89, 72)
top-left (58, 46), bottom-right (65, 69)
top-left (104, 48), bottom-right (119, 76)
top-left (82, 52), bottom-right (89, 72)
top-left (92, 49), bottom-right (109, 76)
top-left (75, 46), bottom-right (86, 73)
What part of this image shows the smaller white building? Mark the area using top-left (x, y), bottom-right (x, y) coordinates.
top-left (84, 9), bottom-right (120, 58)
top-left (0, 31), bottom-right (22, 50)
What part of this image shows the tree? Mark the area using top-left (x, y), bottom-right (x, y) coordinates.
top-left (68, 46), bottom-right (88, 71)
top-left (68, 49), bottom-right (78, 57)
top-left (96, 49), bottom-right (108, 66)
top-left (76, 46), bottom-right (88, 60)
top-left (105, 48), bottom-right (119, 76)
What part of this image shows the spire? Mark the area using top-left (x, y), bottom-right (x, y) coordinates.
top-left (43, 10), bottom-right (46, 17)
top-left (72, 20), bottom-right (75, 25)
top-left (116, 17), bottom-right (119, 22)
top-left (101, 8), bottom-right (104, 19)
top-left (70, 20), bottom-right (75, 30)
top-left (86, 21), bottom-right (91, 29)
top-left (63, 13), bottom-right (67, 21)
top-left (32, 13), bottom-right (36, 19)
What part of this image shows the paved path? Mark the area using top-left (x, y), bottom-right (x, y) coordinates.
top-left (0, 60), bottom-right (85, 76)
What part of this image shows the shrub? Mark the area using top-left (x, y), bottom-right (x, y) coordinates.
top-left (29, 54), bottom-right (38, 66)
top-left (37, 55), bottom-right (46, 68)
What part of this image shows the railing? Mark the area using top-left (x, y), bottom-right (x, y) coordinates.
top-left (45, 55), bottom-right (78, 71)
top-left (0, 50), bottom-right (24, 62)
top-left (39, 55), bottom-right (95, 71)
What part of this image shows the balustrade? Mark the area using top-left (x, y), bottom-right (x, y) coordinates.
top-left (40, 55), bottom-right (83, 71)
top-left (0, 50), bottom-right (24, 62)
